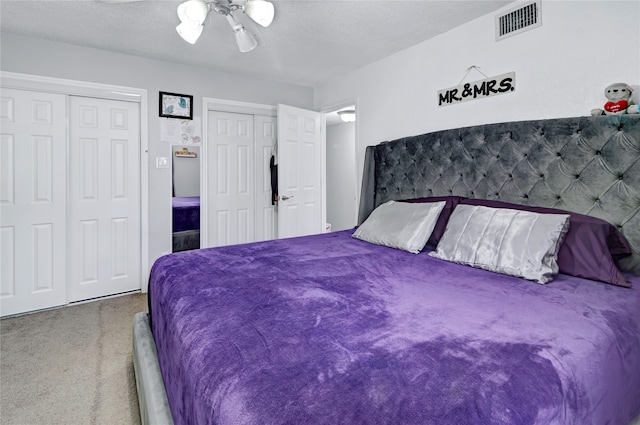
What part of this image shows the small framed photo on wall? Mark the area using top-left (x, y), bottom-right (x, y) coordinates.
top-left (159, 91), bottom-right (193, 119)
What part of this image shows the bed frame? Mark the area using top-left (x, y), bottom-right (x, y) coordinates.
top-left (172, 229), bottom-right (200, 252)
top-left (360, 115), bottom-right (640, 274)
top-left (133, 114), bottom-right (640, 424)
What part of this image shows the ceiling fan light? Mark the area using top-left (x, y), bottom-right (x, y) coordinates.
top-left (337, 110), bottom-right (356, 123)
top-left (176, 22), bottom-right (204, 44)
top-left (244, 0), bottom-right (274, 27)
top-left (234, 25), bottom-right (258, 53)
top-left (177, 0), bottom-right (209, 25)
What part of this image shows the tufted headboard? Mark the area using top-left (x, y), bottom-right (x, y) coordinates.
top-left (358, 115), bottom-right (640, 275)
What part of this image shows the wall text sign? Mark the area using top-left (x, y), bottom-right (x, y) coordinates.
top-left (438, 72), bottom-right (515, 106)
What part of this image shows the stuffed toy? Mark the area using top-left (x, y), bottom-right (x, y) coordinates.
top-left (591, 82), bottom-right (639, 116)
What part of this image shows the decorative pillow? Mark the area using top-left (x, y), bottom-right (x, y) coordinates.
top-left (429, 205), bottom-right (570, 283)
top-left (352, 200), bottom-right (446, 253)
top-left (460, 199), bottom-right (631, 287)
top-left (400, 196), bottom-right (466, 247)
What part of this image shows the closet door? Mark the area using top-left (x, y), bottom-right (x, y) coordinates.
top-left (0, 89), bottom-right (67, 317)
top-left (207, 111), bottom-right (255, 247)
top-left (68, 96), bottom-right (141, 302)
top-left (254, 115), bottom-right (277, 242)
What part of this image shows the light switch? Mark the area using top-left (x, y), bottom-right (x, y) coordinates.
top-left (156, 157), bottom-right (169, 168)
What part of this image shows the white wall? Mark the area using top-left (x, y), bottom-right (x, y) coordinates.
top-left (315, 1), bottom-right (640, 208)
top-left (326, 122), bottom-right (357, 231)
top-left (0, 32), bottom-right (314, 276)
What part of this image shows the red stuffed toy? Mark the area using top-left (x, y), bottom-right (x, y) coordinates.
top-left (591, 82), bottom-right (638, 116)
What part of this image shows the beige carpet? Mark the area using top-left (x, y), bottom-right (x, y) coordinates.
top-left (1, 293), bottom-right (147, 425)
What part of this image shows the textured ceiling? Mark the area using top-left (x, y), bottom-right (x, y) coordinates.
top-left (0, 0), bottom-right (513, 87)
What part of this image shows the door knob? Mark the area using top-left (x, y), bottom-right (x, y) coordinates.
top-left (281, 195), bottom-right (294, 201)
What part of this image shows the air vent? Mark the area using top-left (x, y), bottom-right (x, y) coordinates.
top-left (495, 1), bottom-right (541, 41)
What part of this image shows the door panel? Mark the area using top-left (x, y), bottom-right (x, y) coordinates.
top-left (254, 115), bottom-right (277, 242)
top-left (68, 96), bottom-right (140, 302)
top-left (277, 104), bottom-right (323, 238)
top-left (0, 89), bottom-right (67, 316)
top-left (207, 111), bottom-right (255, 247)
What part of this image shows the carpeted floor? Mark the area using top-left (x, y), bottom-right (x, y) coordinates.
top-left (0, 293), bottom-right (147, 425)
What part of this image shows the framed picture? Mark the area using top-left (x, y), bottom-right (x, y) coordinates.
top-left (159, 91), bottom-right (193, 119)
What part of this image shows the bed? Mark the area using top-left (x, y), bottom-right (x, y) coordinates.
top-left (134, 115), bottom-right (640, 425)
top-left (172, 196), bottom-right (200, 252)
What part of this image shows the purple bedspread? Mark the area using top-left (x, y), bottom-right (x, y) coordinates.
top-left (149, 230), bottom-right (640, 425)
top-left (172, 196), bottom-right (200, 232)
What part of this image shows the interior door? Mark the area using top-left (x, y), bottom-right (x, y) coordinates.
top-left (277, 104), bottom-right (324, 238)
top-left (0, 89), bottom-right (67, 317)
top-left (68, 96), bottom-right (141, 302)
top-left (206, 111), bottom-right (255, 247)
top-left (254, 115), bottom-right (277, 242)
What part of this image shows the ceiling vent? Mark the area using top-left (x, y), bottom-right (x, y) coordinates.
top-left (495, 1), bottom-right (541, 41)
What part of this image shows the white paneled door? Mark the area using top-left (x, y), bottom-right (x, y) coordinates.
top-left (277, 104), bottom-right (323, 238)
top-left (207, 111), bottom-right (255, 247)
top-left (254, 115), bottom-right (277, 242)
top-left (68, 96), bottom-right (141, 302)
top-left (0, 89), bottom-right (67, 316)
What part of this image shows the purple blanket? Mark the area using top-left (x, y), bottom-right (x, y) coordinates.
top-left (149, 230), bottom-right (640, 425)
top-left (172, 196), bottom-right (200, 232)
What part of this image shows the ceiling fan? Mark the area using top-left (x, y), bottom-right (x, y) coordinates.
top-left (176, 0), bottom-right (275, 53)
top-left (100, 0), bottom-right (274, 53)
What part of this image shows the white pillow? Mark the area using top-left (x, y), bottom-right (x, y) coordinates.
top-left (429, 205), bottom-right (570, 283)
top-left (352, 200), bottom-right (446, 253)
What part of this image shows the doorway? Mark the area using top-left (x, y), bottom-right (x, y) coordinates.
top-left (325, 105), bottom-right (357, 232)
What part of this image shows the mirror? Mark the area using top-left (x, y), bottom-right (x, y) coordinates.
top-left (172, 145), bottom-right (201, 252)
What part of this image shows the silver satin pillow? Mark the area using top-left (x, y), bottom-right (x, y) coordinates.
top-left (353, 200), bottom-right (446, 253)
top-left (429, 205), bottom-right (570, 283)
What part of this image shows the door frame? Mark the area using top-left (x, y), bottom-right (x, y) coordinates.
top-left (201, 97), bottom-right (276, 248)
top-left (0, 71), bottom-right (149, 291)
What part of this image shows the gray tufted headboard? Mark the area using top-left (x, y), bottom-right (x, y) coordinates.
top-left (359, 115), bottom-right (640, 275)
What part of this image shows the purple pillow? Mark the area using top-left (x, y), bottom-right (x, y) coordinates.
top-left (460, 199), bottom-right (632, 287)
top-left (401, 196), bottom-right (465, 247)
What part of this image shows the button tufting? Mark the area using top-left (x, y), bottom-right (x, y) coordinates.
top-left (556, 152), bottom-right (561, 157)
top-left (575, 174), bottom-right (580, 179)
top-left (523, 194), bottom-right (529, 199)
top-left (596, 151), bottom-right (601, 155)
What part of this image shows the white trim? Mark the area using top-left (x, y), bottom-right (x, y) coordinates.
top-left (0, 71), bottom-right (143, 103)
top-left (200, 97), bottom-right (277, 248)
top-left (0, 71), bottom-right (150, 293)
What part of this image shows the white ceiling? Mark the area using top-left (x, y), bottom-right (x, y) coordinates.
top-left (0, 0), bottom-right (513, 87)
